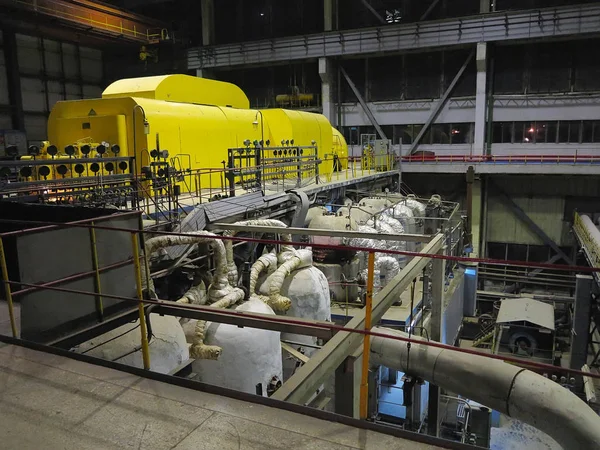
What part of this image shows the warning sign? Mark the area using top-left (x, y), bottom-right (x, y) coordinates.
top-left (88, 109), bottom-right (97, 116)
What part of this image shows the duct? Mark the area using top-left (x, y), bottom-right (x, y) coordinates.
top-left (223, 219), bottom-right (294, 286)
top-left (268, 249), bottom-right (313, 312)
top-left (370, 327), bottom-right (600, 450)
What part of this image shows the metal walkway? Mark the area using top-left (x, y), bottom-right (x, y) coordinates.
top-left (0, 343), bottom-right (445, 450)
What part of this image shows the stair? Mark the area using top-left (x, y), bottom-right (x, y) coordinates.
top-left (472, 330), bottom-right (494, 348)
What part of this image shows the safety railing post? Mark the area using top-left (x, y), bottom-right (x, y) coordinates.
top-left (89, 222), bottom-right (104, 321)
top-left (0, 237), bottom-right (17, 337)
top-left (360, 251), bottom-right (376, 420)
top-left (131, 232), bottom-right (151, 370)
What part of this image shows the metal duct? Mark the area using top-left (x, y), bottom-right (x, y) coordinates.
top-left (370, 327), bottom-right (600, 450)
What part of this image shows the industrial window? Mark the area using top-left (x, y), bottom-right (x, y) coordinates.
top-left (582, 121), bottom-right (594, 143)
top-left (558, 121), bottom-right (582, 143)
top-left (394, 125), bottom-right (413, 145)
top-left (450, 123), bottom-right (471, 144)
top-left (545, 122), bottom-right (557, 144)
top-left (594, 122), bottom-right (600, 143)
top-left (522, 122), bottom-right (535, 143)
top-left (492, 122), bottom-right (513, 144)
top-left (431, 124), bottom-right (450, 144)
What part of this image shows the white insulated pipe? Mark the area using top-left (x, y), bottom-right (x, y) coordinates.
top-left (268, 249), bottom-right (313, 312)
top-left (370, 327), bottom-right (600, 450)
top-left (223, 219), bottom-right (295, 285)
top-left (580, 214), bottom-right (600, 246)
top-left (144, 231), bottom-right (244, 360)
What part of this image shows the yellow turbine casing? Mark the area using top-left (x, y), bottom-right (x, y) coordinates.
top-left (47, 74), bottom-right (348, 191)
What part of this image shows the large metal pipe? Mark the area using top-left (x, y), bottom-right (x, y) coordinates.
top-left (370, 327), bottom-right (600, 450)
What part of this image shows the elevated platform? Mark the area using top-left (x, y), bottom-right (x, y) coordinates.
top-left (0, 343), bottom-right (446, 450)
top-left (401, 161), bottom-right (600, 175)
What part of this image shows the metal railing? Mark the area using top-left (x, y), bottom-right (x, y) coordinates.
top-left (401, 154), bottom-right (600, 165)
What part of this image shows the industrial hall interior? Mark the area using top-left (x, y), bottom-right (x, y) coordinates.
top-left (2, 0), bottom-right (600, 449)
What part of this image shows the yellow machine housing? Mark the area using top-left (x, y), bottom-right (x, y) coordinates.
top-left (47, 75), bottom-right (348, 189)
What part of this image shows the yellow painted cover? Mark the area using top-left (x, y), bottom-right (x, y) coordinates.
top-left (47, 78), bottom-right (348, 190)
top-left (102, 74), bottom-right (250, 109)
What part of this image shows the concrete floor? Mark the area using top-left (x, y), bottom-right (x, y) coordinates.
top-left (0, 343), bottom-right (444, 450)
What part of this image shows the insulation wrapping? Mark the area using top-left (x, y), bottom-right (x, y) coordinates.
top-left (176, 281), bottom-right (207, 305)
top-left (249, 251), bottom-right (278, 295)
top-left (375, 256), bottom-right (400, 288)
top-left (191, 299), bottom-right (283, 396)
top-left (268, 249), bottom-right (313, 311)
top-left (144, 231), bottom-right (244, 360)
top-left (76, 315), bottom-right (189, 374)
top-left (366, 213), bottom-right (407, 267)
top-left (305, 206), bottom-right (328, 227)
top-left (223, 219), bottom-right (294, 286)
top-left (404, 195), bottom-right (426, 218)
top-left (390, 204), bottom-right (416, 233)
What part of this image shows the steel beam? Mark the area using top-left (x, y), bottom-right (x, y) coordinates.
top-left (157, 304), bottom-right (334, 340)
top-left (489, 179), bottom-right (573, 265)
top-left (188, 4), bottom-right (600, 69)
top-left (272, 234), bottom-right (444, 405)
top-left (360, 0), bottom-right (386, 24)
top-left (427, 246), bottom-right (444, 437)
top-left (570, 275), bottom-right (593, 379)
top-left (420, 0), bottom-right (441, 21)
top-left (339, 66), bottom-right (387, 140)
top-left (409, 50), bottom-right (474, 154)
top-left (212, 223), bottom-right (432, 243)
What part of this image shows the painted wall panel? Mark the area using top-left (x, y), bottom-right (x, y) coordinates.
top-left (16, 34), bottom-right (41, 74)
top-left (24, 115), bottom-right (47, 141)
top-left (0, 49), bottom-right (9, 106)
top-left (21, 78), bottom-right (46, 112)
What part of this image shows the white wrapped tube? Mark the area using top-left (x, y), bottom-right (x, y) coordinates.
top-left (223, 219), bottom-right (294, 285)
top-left (268, 249), bottom-right (312, 312)
top-left (249, 252), bottom-right (278, 295)
top-left (145, 231), bottom-right (245, 360)
top-left (189, 289), bottom-right (245, 360)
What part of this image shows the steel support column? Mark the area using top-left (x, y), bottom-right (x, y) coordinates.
top-left (2, 29), bottom-right (25, 131)
top-left (319, 57), bottom-right (336, 126)
top-left (570, 275), bottom-right (593, 381)
top-left (272, 234), bottom-right (444, 405)
top-left (427, 246), bottom-right (445, 437)
top-left (340, 66), bottom-right (387, 140)
top-left (360, 0), bottom-right (386, 24)
top-left (409, 50), bottom-right (474, 154)
top-left (324, 0), bottom-right (334, 31)
top-left (420, 0), bottom-right (441, 21)
top-left (489, 179), bottom-right (573, 265)
top-left (474, 43), bottom-right (488, 156)
top-left (201, 0), bottom-right (215, 45)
